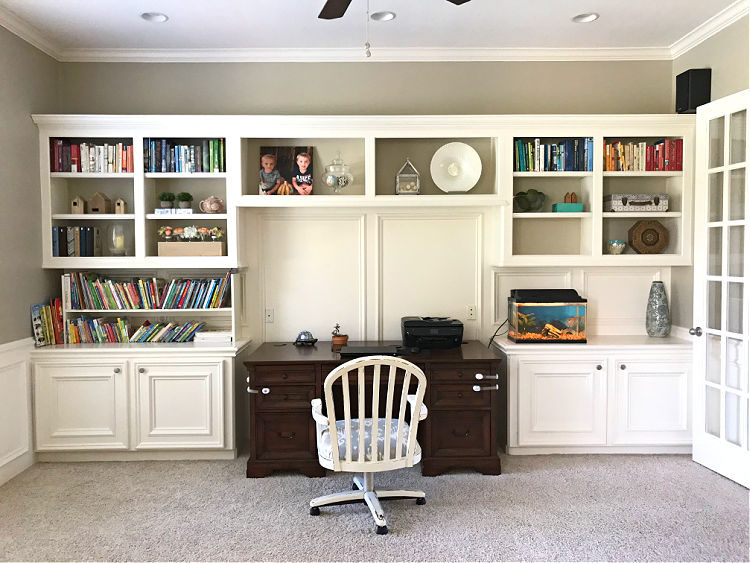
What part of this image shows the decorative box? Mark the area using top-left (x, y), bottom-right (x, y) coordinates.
top-left (396, 158), bottom-right (420, 194)
top-left (157, 241), bottom-right (225, 257)
top-left (604, 193), bottom-right (668, 212)
top-left (552, 203), bottom-right (584, 212)
top-left (508, 289), bottom-right (587, 343)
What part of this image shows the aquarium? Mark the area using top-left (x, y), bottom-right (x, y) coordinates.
top-left (508, 289), bottom-right (587, 343)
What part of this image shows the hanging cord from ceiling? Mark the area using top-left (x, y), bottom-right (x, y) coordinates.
top-left (364, 0), bottom-right (371, 57)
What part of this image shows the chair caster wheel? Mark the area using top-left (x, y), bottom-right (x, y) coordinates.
top-left (309, 506), bottom-right (320, 516)
top-left (416, 497), bottom-right (426, 505)
top-left (376, 525), bottom-right (388, 535)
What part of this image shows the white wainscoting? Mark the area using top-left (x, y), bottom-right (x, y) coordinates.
top-left (494, 267), bottom-right (670, 335)
top-left (0, 338), bottom-right (34, 486)
top-left (254, 209), bottom-right (485, 342)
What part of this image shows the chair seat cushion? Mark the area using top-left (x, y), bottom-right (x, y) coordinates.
top-left (319, 418), bottom-right (421, 462)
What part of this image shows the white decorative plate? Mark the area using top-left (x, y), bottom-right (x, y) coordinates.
top-left (429, 142), bottom-right (482, 193)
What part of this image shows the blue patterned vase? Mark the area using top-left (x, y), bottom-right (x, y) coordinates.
top-left (646, 281), bottom-right (671, 337)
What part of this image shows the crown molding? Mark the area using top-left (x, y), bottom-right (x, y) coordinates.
top-left (57, 45), bottom-right (672, 63)
top-left (670, 0), bottom-right (749, 59)
top-left (0, 4), bottom-right (61, 60)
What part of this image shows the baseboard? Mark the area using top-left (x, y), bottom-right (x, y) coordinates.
top-left (0, 449), bottom-right (35, 487)
top-left (37, 449), bottom-right (237, 462)
top-left (506, 445), bottom-right (692, 455)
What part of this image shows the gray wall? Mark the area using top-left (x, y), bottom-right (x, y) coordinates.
top-left (670, 16), bottom-right (748, 327)
top-left (0, 27), bottom-right (59, 345)
top-left (59, 60), bottom-right (673, 114)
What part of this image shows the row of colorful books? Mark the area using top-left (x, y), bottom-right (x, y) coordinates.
top-left (129, 320), bottom-right (205, 343)
top-left (514, 138), bottom-right (594, 172)
top-left (144, 138), bottom-right (225, 173)
top-left (30, 299), bottom-right (63, 347)
top-left (50, 139), bottom-right (134, 173)
top-left (52, 226), bottom-right (102, 257)
top-left (604, 139), bottom-right (683, 172)
top-left (67, 317), bottom-right (130, 344)
top-left (64, 272), bottom-right (230, 310)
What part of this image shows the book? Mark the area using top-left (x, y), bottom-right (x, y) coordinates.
top-left (30, 303), bottom-right (47, 347)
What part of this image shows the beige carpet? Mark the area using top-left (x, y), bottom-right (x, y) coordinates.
top-left (0, 454), bottom-right (747, 562)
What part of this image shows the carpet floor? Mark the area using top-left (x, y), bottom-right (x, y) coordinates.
top-left (0, 454), bottom-right (747, 562)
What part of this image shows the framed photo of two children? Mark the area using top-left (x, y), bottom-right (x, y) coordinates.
top-left (259, 146), bottom-right (314, 195)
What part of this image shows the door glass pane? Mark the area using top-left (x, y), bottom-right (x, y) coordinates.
top-left (729, 226), bottom-right (744, 277)
top-left (707, 281), bottom-right (722, 330)
top-left (709, 172), bottom-right (724, 222)
top-left (708, 227), bottom-right (723, 275)
top-left (706, 386), bottom-right (721, 437)
top-left (729, 168), bottom-right (746, 220)
top-left (726, 337), bottom-right (745, 390)
top-left (727, 283), bottom-right (744, 333)
top-left (729, 110), bottom-right (747, 165)
top-left (724, 392), bottom-right (746, 447)
top-left (706, 334), bottom-right (722, 384)
top-left (710, 116), bottom-right (725, 168)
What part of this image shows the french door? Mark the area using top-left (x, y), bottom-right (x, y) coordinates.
top-left (693, 90), bottom-right (750, 488)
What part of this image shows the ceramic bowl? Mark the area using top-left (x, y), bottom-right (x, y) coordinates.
top-left (606, 239), bottom-right (627, 254)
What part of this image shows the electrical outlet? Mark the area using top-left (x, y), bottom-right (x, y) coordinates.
top-left (466, 305), bottom-right (477, 320)
top-left (265, 308), bottom-right (274, 323)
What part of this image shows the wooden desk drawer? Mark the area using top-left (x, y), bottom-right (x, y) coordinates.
top-left (255, 412), bottom-right (315, 460)
top-left (430, 411), bottom-right (491, 457)
top-left (430, 384), bottom-right (491, 409)
top-left (431, 363), bottom-right (493, 383)
top-left (254, 385), bottom-right (317, 411)
top-left (254, 364), bottom-right (316, 385)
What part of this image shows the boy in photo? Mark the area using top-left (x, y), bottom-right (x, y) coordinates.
top-left (291, 152), bottom-right (313, 195)
top-left (259, 153), bottom-right (283, 195)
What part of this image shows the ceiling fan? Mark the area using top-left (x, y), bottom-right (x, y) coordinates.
top-left (319, 0), bottom-right (471, 20)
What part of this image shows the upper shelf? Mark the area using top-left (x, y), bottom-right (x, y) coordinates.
top-left (236, 194), bottom-right (508, 208)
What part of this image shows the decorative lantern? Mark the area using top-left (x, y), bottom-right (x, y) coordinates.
top-left (396, 158), bottom-right (420, 195)
top-left (321, 152), bottom-right (354, 193)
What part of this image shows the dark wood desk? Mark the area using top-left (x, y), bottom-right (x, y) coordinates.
top-left (243, 341), bottom-right (502, 478)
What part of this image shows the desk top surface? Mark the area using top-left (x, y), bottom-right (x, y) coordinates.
top-left (245, 340), bottom-right (500, 365)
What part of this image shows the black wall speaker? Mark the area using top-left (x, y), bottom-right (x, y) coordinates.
top-left (676, 68), bottom-right (711, 114)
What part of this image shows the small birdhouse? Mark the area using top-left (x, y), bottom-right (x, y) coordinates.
top-left (70, 195), bottom-right (86, 214)
top-left (114, 198), bottom-right (127, 214)
top-left (396, 158), bottom-right (420, 195)
top-left (88, 192), bottom-right (112, 214)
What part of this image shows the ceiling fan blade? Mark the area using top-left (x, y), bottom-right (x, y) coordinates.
top-left (318, 0), bottom-right (353, 19)
top-left (446, 0), bottom-right (472, 4)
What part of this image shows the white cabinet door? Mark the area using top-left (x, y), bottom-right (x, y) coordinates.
top-left (611, 359), bottom-right (691, 445)
top-left (34, 361), bottom-right (128, 450)
top-left (518, 359), bottom-right (607, 446)
top-left (134, 360), bottom-right (224, 449)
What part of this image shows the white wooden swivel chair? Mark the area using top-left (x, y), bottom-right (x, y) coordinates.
top-left (309, 355), bottom-right (428, 535)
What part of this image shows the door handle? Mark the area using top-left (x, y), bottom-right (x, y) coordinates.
top-left (689, 327), bottom-right (703, 337)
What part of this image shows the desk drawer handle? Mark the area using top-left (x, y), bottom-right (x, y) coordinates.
top-left (281, 373), bottom-right (289, 380)
top-left (456, 371), bottom-right (464, 378)
top-left (475, 373), bottom-right (498, 380)
top-left (473, 384), bottom-right (499, 392)
top-left (452, 429), bottom-right (471, 439)
top-left (248, 387), bottom-right (271, 394)
top-left (457, 392), bottom-right (464, 399)
top-left (279, 431), bottom-right (296, 440)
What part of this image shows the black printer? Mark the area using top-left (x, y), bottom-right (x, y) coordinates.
top-left (401, 316), bottom-right (463, 350)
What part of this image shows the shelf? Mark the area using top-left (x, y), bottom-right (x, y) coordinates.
top-left (513, 212), bottom-right (592, 219)
top-left (602, 212), bottom-right (682, 218)
top-left (51, 172), bottom-right (134, 179)
top-left (66, 308), bottom-right (232, 314)
top-left (513, 172), bottom-right (593, 177)
top-left (145, 172), bottom-right (227, 179)
top-left (237, 194), bottom-right (507, 208)
top-left (146, 213), bottom-right (227, 220)
top-left (602, 171), bottom-right (683, 177)
top-left (53, 214), bottom-right (135, 220)
top-left (44, 256), bottom-right (236, 269)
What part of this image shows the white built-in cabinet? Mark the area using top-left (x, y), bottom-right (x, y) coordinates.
top-left (32, 349), bottom-right (240, 456)
top-left (496, 336), bottom-right (692, 453)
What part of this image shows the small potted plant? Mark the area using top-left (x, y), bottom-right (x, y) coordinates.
top-left (331, 323), bottom-right (348, 352)
top-left (157, 225), bottom-right (173, 241)
top-left (210, 226), bottom-right (224, 242)
top-left (158, 192), bottom-right (176, 209)
top-left (176, 192), bottom-right (193, 209)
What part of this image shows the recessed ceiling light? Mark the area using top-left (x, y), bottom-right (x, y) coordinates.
top-left (370, 11), bottom-right (396, 21)
top-left (572, 12), bottom-right (599, 23)
top-left (140, 12), bottom-right (169, 23)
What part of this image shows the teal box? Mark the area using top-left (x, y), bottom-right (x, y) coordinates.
top-left (552, 203), bottom-right (584, 212)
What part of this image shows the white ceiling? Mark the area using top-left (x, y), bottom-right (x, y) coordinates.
top-left (0, 0), bottom-right (746, 62)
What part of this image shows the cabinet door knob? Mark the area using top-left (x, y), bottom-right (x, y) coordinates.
top-left (457, 392), bottom-right (464, 398)
top-left (281, 373), bottom-right (288, 380)
top-left (457, 372), bottom-right (464, 378)
top-left (138, 367), bottom-right (146, 374)
top-left (113, 367), bottom-right (121, 374)
top-left (596, 365), bottom-right (602, 370)
top-left (689, 327), bottom-right (703, 337)
top-left (620, 364), bottom-right (626, 370)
